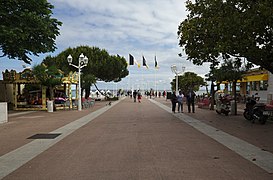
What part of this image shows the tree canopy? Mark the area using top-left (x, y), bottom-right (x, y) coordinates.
top-left (0, 0), bottom-right (62, 64)
top-left (42, 46), bottom-right (129, 98)
top-left (32, 64), bottom-right (63, 100)
top-left (178, 0), bottom-right (273, 73)
top-left (171, 72), bottom-right (205, 93)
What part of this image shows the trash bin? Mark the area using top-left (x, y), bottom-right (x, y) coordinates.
top-left (0, 102), bottom-right (8, 123)
top-left (230, 100), bottom-right (236, 115)
top-left (47, 100), bottom-right (54, 113)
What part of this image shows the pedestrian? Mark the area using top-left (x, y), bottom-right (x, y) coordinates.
top-left (163, 91), bottom-right (166, 98)
top-left (137, 90), bottom-right (142, 103)
top-left (186, 89), bottom-right (196, 113)
top-left (170, 91), bottom-right (177, 113)
top-left (133, 90), bottom-right (137, 102)
top-left (177, 91), bottom-right (184, 113)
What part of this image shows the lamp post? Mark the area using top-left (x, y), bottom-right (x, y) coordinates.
top-left (67, 53), bottom-right (88, 111)
top-left (171, 65), bottom-right (185, 95)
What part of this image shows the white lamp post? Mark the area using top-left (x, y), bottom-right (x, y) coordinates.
top-left (171, 65), bottom-right (185, 95)
top-left (67, 53), bottom-right (88, 111)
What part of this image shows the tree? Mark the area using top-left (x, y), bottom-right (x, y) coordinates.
top-left (171, 72), bottom-right (205, 94)
top-left (32, 64), bottom-right (63, 101)
top-left (205, 67), bottom-right (218, 110)
top-left (216, 59), bottom-right (248, 115)
top-left (0, 0), bottom-right (62, 64)
top-left (178, 0), bottom-right (273, 73)
top-left (43, 46), bottom-right (129, 98)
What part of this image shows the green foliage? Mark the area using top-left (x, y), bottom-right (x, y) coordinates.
top-left (32, 64), bottom-right (63, 100)
top-left (43, 46), bottom-right (129, 82)
top-left (0, 0), bottom-right (62, 64)
top-left (171, 72), bottom-right (205, 93)
top-left (32, 64), bottom-right (63, 86)
top-left (178, 0), bottom-right (273, 73)
top-left (217, 59), bottom-right (245, 83)
top-left (42, 46), bottom-right (129, 98)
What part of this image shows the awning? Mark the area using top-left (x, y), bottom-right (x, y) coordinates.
top-left (219, 73), bottom-right (268, 84)
top-left (242, 74), bottom-right (268, 82)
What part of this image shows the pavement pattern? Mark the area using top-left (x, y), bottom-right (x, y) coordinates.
top-left (0, 97), bottom-right (273, 180)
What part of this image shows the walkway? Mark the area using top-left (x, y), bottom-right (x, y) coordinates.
top-left (0, 97), bottom-right (272, 179)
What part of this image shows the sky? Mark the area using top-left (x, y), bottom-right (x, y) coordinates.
top-left (0, 0), bottom-right (211, 91)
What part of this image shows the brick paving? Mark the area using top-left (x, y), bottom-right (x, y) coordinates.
top-left (0, 97), bottom-right (273, 179)
top-left (155, 97), bottom-right (273, 155)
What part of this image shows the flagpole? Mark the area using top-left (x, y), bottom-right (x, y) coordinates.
top-left (142, 58), bottom-right (144, 94)
top-left (128, 57), bottom-right (131, 96)
top-left (154, 68), bottom-right (156, 97)
top-left (154, 53), bottom-right (157, 98)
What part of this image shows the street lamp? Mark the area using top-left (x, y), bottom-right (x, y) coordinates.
top-left (67, 53), bottom-right (88, 111)
top-left (171, 65), bottom-right (185, 95)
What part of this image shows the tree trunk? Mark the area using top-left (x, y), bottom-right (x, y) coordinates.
top-left (85, 86), bottom-right (91, 99)
top-left (210, 81), bottom-right (215, 110)
top-left (232, 81), bottom-right (237, 115)
top-left (205, 85), bottom-right (209, 95)
top-left (49, 86), bottom-right (54, 100)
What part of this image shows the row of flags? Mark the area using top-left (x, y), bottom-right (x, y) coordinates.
top-left (129, 54), bottom-right (159, 69)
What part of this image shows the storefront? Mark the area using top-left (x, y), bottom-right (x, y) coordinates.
top-left (220, 68), bottom-right (270, 102)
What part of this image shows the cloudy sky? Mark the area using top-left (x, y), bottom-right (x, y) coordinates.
top-left (1, 0), bottom-right (211, 91)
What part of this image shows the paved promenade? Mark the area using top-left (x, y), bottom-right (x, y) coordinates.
top-left (0, 97), bottom-right (273, 179)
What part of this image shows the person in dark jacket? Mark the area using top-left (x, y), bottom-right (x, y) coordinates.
top-left (186, 90), bottom-right (196, 113)
top-left (133, 90), bottom-right (137, 102)
top-left (171, 91), bottom-right (177, 113)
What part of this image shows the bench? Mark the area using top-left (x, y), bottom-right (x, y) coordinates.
top-left (197, 98), bottom-right (210, 108)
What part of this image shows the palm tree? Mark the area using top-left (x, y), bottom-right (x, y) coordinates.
top-left (32, 64), bottom-right (63, 101)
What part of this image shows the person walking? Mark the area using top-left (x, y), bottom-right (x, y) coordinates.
top-left (186, 89), bottom-right (196, 113)
top-left (133, 90), bottom-right (137, 102)
top-left (177, 91), bottom-right (184, 113)
top-left (171, 91), bottom-right (177, 113)
top-left (137, 90), bottom-right (142, 103)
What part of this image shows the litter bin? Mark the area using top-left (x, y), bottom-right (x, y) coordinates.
top-left (230, 100), bottom-right (236, 115)
top-left (47, 100), bottom-right (54, 112)
top-left (0, 102), bottom-right (8, 123)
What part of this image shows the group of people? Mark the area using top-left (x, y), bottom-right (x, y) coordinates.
top-left (171, 90), bottom-right (196, 113)
top-left (133, 90), bottom-right (142, 103)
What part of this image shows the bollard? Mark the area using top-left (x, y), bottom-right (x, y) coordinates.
top-left (47, 100), bottom-right (54, 112)
top-left (0, 102), bottom-right (8, 123)
top-left (230, 100), bottom-right (236, 115)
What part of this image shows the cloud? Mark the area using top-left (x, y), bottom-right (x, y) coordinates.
top-left (1, 0), bottom-right (210, 91)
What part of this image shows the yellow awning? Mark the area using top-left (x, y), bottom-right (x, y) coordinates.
top-left (242, 74), bottom-right (268, 82)
top-left (219, 73), bottom-right (268, 84)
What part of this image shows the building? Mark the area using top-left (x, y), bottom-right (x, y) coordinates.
top-left (221, 68), bottom-right (272, 103)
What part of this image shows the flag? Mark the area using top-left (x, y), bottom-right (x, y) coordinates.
top-left (142, 56), bottom-right (149, 69)
top-left (155, 55), bottom-right (159, 69)
top-left (129, 54), bottom-right (134, 65)
top-left (135, 59), bottom-right (141, 68)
